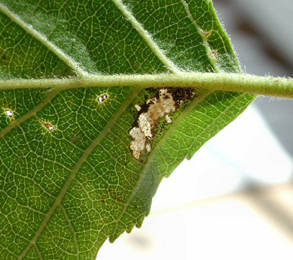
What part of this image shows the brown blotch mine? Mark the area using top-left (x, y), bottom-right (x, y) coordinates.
top-left (129, 87), bottom-right (196, 160)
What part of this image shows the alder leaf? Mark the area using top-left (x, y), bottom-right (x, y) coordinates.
top-left (0, 0), bottom-right (254, 259)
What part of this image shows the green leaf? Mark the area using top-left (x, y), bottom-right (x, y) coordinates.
top-left (0, 0), bottom-right (254, 259)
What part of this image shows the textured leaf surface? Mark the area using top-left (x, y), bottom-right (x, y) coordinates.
top-left (0, 0), bottom-right (254, 259)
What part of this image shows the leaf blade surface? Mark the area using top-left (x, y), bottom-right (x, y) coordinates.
top-left (0, 0), bottom-right (254, 259)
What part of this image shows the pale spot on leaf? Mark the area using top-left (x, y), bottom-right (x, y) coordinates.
top-left (165, 115), bottom-right (172, 124)
top-left (39, 120), bottom-right (56, 132)
top-left (210, 49), bottom-right (218, 60)
top-left (5, 109), bottom-right (14, 118)
top-left (135, 104), bottom-right (141, 111)
top-left (129, 127), bottom-right (146, 160)
top-left (200, 29), bottom-right (212, 38)
top-left (138, 114), bottom-right (152, 139)
top-left (98, 93), bottom-right (109, 103)
top-left (146, 143), bottom-right (151, 153)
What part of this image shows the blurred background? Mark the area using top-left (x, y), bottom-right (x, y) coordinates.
top-left (98, 1), bottom-right (293, 259)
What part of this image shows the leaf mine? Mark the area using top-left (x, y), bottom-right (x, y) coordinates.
top-left (129, 88), bottom-right (196, 160)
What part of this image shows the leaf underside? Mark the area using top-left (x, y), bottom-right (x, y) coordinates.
top-left (0, 0), bottom-right (254, 259)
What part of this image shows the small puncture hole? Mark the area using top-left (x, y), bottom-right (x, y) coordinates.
top-left (39, 119), bottom-right (56, 132)
top-left (4, 109), bottom-right (15, 120)
top-left (5, 110), bottom-right (14, 117)
top-left (98, 93), bottom-right (109, 104)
